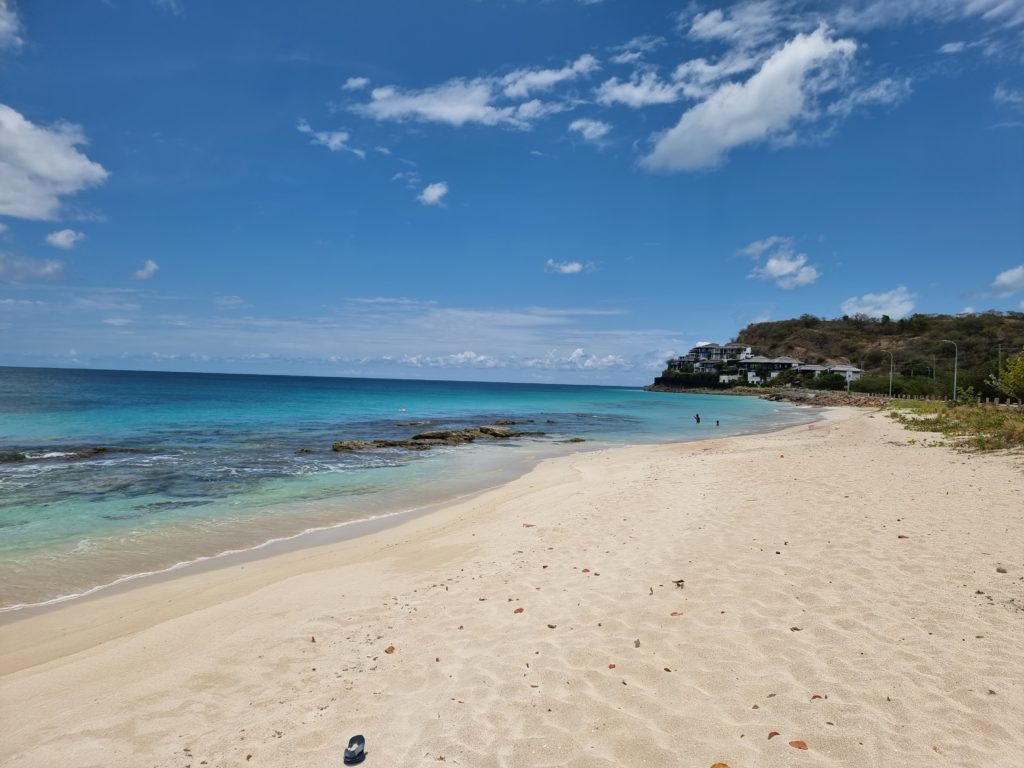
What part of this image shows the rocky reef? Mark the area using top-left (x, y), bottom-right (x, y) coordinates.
top-left (331, 425), bottom-right (547, 452)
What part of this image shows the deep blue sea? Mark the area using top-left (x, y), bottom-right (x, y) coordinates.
top-left (0, 367), bottom-right (818, 611)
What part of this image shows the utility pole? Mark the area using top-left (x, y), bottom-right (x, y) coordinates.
top-left (941, 340), bottom-right (958, 401)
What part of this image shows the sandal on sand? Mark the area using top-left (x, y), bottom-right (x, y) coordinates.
top-left (344, 734), bottom-right (366, 765)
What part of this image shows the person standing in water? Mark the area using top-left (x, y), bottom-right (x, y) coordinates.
top-left (694, 413), bottom-right (701, 425)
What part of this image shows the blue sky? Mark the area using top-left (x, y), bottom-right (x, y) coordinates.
top-left (1, 0), bottom-right (1022, 384)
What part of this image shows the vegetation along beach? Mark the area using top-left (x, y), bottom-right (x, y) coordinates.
top-left (1, 1), bottom-right (1022, 766)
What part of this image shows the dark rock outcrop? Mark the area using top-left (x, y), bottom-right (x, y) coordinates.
top-left (333, 425), bottom-right (546, 452)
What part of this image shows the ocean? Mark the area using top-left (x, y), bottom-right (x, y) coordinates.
top-left (0, 367), bottom-right (818, 612)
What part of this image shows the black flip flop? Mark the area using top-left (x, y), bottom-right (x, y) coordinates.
top-left (343, 734), bottom-right (366, 765)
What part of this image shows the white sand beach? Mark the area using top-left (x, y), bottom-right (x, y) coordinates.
top-left (1, 407), bottom-right (1022, 768)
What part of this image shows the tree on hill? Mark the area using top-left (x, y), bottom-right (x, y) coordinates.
top-left (989, 352), bottom-right (1024, 402)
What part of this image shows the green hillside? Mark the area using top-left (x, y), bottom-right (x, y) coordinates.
top-left (732, 312), bottom-right (1024, 398)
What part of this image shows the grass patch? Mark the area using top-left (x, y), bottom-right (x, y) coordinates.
top-left (887, 400), bottom-right (1024, 451)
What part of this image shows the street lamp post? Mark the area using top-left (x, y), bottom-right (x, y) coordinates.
top-left (880, 348), bottom-right (894, 397)
top-left (942, 340), bottom-right (958, 401)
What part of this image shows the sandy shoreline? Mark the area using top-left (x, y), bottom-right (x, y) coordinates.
top-left (2, 407), bottom-right (1022, 767)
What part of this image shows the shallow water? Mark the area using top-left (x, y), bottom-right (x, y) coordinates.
top-left (0, 367), bottom-right (818, 610)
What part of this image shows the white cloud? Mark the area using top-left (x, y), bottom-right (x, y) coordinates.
top-left (355, 78), bottom-right (519, 127)
top-left (102, 317), bottom-right (132, 326)
top-left (642, 26), bottom-right (856, 172)
top-left (501, 54), bottom-right (599, 99)
top-left (0, 0), bottom-right (23, 51)
top-left (671, 51), bottom-right (761, 99)
top-left (153, 0), bottom-right (183, 15)
top-left (545, 258), bottom-right (593, 274)
top-left (0, 297), bottom-right (44, 307)
top-left (835, 0), bottom-right (1024, 31)
top-left (742, 235), bottom-right (821, 288)
top-left (392, 170), bottom-right (422, 189)
top-left (296, 118), bottom-right (365, 158)
top-left (568, 118), bottom-right (611, 141)
top-left (826, 77), bottom-right (911, 117)
top-left (994, 84), bottom-right (1024, 110)
top-left (417, 181), bottom-right (448, 206)
top-left (351, 56), bottom-right (596, 129)
top-left (132, 259), bottom-right (159, 280)
top-left (215, 295), bottom-right (245, 307)
top-left (0, 104), bottom-right (110, 220)
top-left (610, 35), bottom-right (666, 65)
top-left (687, 1), bottom-right (798, 49)
top-left (596, 72), bottom-right (682, 108)
top-left (938, 41), bottom-right (966, 53)
top-left (738, 235), bottom-right (790, 258)
top-left (401, 350), bottom-right (499, 368)
top-left (0, 252), bottom-right (63, 280)
top-left (45, 228), bottom-right (85, 249)
top-left (342, 77), bottom-right (370, 91)
top-left (991, 264), bottom-right (1024, 295)
top-left (513, 99), bottom-right (570, 122)
top-left (841, 285), bottom-right (916, 318)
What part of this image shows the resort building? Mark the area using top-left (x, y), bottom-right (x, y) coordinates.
top-left (667, 344), bottom-right (864, 386)
top-left (666, 342), bottom-right (753, 372)
top-left (734, 357), bottom-right (864, 385)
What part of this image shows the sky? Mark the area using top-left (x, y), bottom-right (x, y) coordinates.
top-left (0, 0), bottom-right (1022, 385)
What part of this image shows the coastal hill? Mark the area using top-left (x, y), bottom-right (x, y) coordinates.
top-left (655, 312), bottom-right (1024, 398)
top-left (734, 312), bottom-right (1024, 375)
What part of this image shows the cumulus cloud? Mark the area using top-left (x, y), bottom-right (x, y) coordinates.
top-left (0, 252), bottom-right (63, 281)
top-left (991, 264), bottom-right (1024, 295)
top-left (296, 118), bottom-right (365, 158)
top-left (568, 118), bottom-right (611, 141)
top-left (502, 54), bottom-right (599, 99)
top-left (545, 258), bottom-right (593, 274)
top-left (742, 235), bottom-right (820, 288)
top-left (132, 259), bottom-right (159, 280)
top-left (417, 181), bottom-right (448, 206)
top-left (401, 350), bottom-right (499, 368)
top-left (342, 77), bottom-right (370, 91)
top-left (0, 0), bottom-right (23, 51)
top-left (350, 55), bottom-right (598, 129)
top-left (642, 26), bottom-right (857, 172)
top-left (45, 228), bottom-right (85, 249)
top-left (841, 285), bottom-right (916, 318)
top-left (355, 78), bottom-right (519, 127)
top-left (0, 104), bottom-right (110, 220)
top-left (596, 72), bottom-right (682, 108)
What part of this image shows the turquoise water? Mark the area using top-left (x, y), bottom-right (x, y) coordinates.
top-left (0, 367), bottom-right (818, 611)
